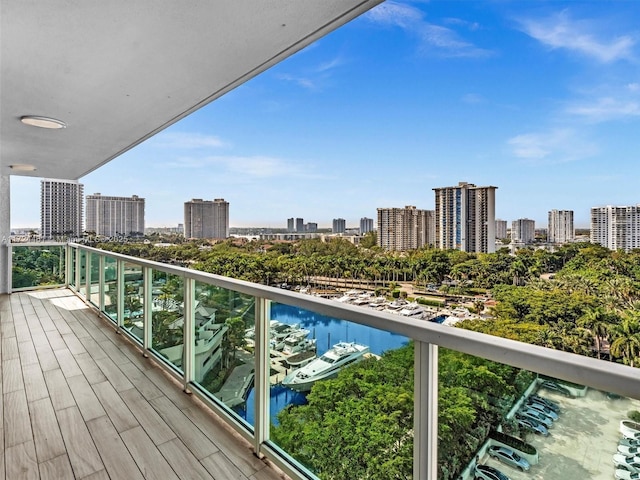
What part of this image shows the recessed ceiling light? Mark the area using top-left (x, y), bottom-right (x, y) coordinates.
top-left (20, 115), bottom-right (66, 129)
top-left (9, 164), bottom-right (37, 172)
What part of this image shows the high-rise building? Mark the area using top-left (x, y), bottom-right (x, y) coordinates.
top-left (40, 179), bottom-right (84, 239)
top-left (548, 210), bottom-right (574, 244)
top-left (332, 218), bottom-right (346, 234)
top-left (511, 218), bottom-right (535, 244)
top-left (377, 206), bottom-right (434, 251)
top-left (495, 219), bottom-right (508, 239)
top-left (360, 217), bottom-right (374, 235)
top-left (184, 198), bottom-right (229, 239)
top-left (306, 223), bottom-right (318, 233)
top-left (591, 205), bottom-right (640, 252)
top-left (287, 218), bottom-right (295, 232)
top-left (85, 193), bottom-right (145, 237)
top-left (433, 182), bottom-right (497, 253)
top-left (295, 218), bottom-right (304, 233)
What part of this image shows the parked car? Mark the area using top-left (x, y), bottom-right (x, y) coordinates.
top-left (518, 408), bottom-right (554, 428)
top-left (624, 431), bottom-right (640, 441)
top-left (613, 453), bottom-right (640, 472)
top-left (540, 381), bottom-right (572, 397)
top-left (616, 468), bottom-right (640, 480)
top-left (621, 438), bottom-right (640, 449)
top-left (525, 401), bottom-right (559, 421)
top-left (620, 445), bottom-right (640, 457)
top-left (488, 446), bottom-right (530, 472)
top-left (474, 464), bottom-right (511, 480)
top-left (528, 394), bottom-right (560, 412)
top-left (517, 417), bottom-right (549, 436)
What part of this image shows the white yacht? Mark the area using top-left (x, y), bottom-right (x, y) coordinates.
top-left (282, 329), bottom-right (316, 355)
top-left (282, 342), bottom-right (369, 392)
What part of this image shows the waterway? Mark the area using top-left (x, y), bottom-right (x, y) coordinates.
top-left (238, 302), bottom-right (409, 425)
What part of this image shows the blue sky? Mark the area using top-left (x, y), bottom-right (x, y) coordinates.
top-left (12, 1), bottom-right (640, 229)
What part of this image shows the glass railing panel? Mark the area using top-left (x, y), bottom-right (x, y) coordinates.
top-left (103, 256), bottom-right (118, 322)
top-left (88, 252), bottom-right (101, 306)
top-left (78, 248), bottom-right (87, 297)
top-left (122, 261), bottom-right (144, 343)
top-left (191, 281), bottom-right (256, 427)
top-left (150, 270), bottom-right (184, 374)
top-left (267, 299), bottom-right (410, 479)
top-left (437, 349), bottom-right (640, 480)
top-left (69, 246), bottom-right (77, 289)
top-left (11, 244), bottom-right (66, 290)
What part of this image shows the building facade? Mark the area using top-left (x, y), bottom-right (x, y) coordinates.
top-left (85, 193), bottom-right (145, 237)
top-left (360, 217), bottom-right (374, 235)
top-left (184, 198), bottom-right (229, 239)
top-left (433, 182), bottom-right (497, 253)
top-left (548, 209), bottom-right (574, 244)
top-left (287, 218), bottom-right (295, 232)
top-left (332, 218), bottom-right (346, 234)
top-left (377, 206), bottom-right (434, 251)
top-left (306, 222), bottom-right (318, 233)
top-left (495, 219), bottom-right (508, 239)
top-left (591, 205), bottom-right (640, 252)
top-left (40, 179), bottom-right (84, 238)
top-left (511, 218), bottom-right (535, 244)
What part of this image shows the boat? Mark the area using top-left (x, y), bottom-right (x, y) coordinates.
top-left (285, 350), bottom-right (317, 368)
top-left (282, 342), bottom-right (370, 392)
top-left (282, 329), bottom-right (316, 355)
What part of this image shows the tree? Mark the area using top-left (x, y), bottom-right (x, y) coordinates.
top-left (610, 312), bottom-right (640, 367)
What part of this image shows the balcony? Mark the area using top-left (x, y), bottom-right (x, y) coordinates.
top-left (5, 242), bottom-right (640, 479)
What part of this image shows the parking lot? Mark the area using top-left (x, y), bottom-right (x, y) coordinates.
top-left (482, 388), bottom-right (640, 479)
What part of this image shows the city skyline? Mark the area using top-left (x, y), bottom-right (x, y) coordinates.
top-left (10, 1), bottom-right (640, 229)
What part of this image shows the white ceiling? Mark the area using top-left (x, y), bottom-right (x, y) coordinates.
top-left (0, 0), bottom-right (382, 180)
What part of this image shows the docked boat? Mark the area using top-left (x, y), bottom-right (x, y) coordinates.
top-left (282, 342), bottom-right (370, 392)
top-left (282, 329), bottom-right (316, 355)
top-left (285, 350), bottom-right (317, 368)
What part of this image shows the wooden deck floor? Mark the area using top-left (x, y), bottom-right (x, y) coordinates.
top-left (0, 289), bottom-right (288, 480)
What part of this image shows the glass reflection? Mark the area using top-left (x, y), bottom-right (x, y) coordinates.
top-left (151, 271), bottom-right (184, 373)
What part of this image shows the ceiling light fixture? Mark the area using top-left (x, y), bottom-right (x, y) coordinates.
top-left (9, 164), bottom-right (37, 172)
top-left (20, 115), bottom-right (67, 129)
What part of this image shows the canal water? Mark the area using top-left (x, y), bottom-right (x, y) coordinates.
top-left (239, 302), bottom-right (409, 425)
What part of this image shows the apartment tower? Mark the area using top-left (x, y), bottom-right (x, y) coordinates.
top-left (85, 193), bottom-right (145, 237)
top-left (511, 218), bottom-right (535, 244)
top-left (433, 182), bottom-right (497, 253)
top-left (184, 198), bottom-right (229, 239)
top-left (40, 179), bottom-right (84, 239)
top-left (332, 218), bottom-right (346, 234)
top-left (548, 209), bottom-right (574, 244)
top-left (377, 206), bottom-right (434, 251)
top-left (495, 219), bottom-right (508, 239)
top-left (360, 217), bottom-right (374, 235)
top-left (591, 205), bottom-right (640, 252)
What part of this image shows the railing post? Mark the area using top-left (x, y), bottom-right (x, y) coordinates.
top-left (414, 340), bottom-right (438, 480)
top-left (99, 255), bottom-right (105, 311)
top-left (116, 259), bottom-right (124, 333)
top-left (143, 266), bottom-right (152, 356)
top-left (74, 247), bottom-right (81, 291)
top-left (183, 278), bottom-right (195, 392)
top-left (254, 297), bottom-right (270, 457)
top-left (85, 251), bottom-right (92, 301)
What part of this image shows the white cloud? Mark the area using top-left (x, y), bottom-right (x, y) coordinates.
top-left (165, 155), bottom-right (326, 179)
top-left (461, 93), bottom-right (486, 104)
top-left (507, 128), bottom-right (598, 163)
top-left (366, 1), bottom-right (492, 58)
top-left (276, 73), bottom-right (317, 90)
top-left (627, 83), bottom-right (640, 92)
top-left (566, 97), bottom-right (640, 122)
top-left (518, 10), bottom-right (635, 63)
top-left (152, 132), bottom-right (227, 149)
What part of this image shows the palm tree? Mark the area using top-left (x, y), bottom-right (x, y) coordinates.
top-left (578, 306), bottom-right (613, 360)
top-left (610, 312), bottom-right (640, 367)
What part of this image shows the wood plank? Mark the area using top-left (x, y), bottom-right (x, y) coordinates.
top-left (36, 346), bottom-right (60, 372)
top-left (78, 469), bottom-right (110, 480)
top-left (94, 356), bottom-right (134, 392)
top-left (45, 330), bottom-right (67, 351)
top-left (119, 388), bottom-right (176, 446)
top-left (99, 338), bottom-right (132, 365)
top-left (75, 352), bottom-right (107, 385)
top-left (55, 406), bottom-right (104, 478)
top-left (149, 396), bottom-right (218, 460)
top-left (120, 425), bottom-right (180, 480)
top-left (38, 453), bottom-right (74, 480)
top-left (157, 438), bottom-right (215, 480)
top-left (91, 382), bottom-right (138, 433)
top-left (77, 337), bottom-right (108, 360)
top-left (17, 340), bottom-right (39, 366)
top-left (4, 389), bottom-right (32, 447)
top-left (61, 332), bottom-right (86, 355)
top-left (66, 375), bottom-right (106, 422)
top-left (86, 415), bottom-right (144, 480)
top-left (2, 335), bottom-right (19, 359)
top-left (1, 320), bottom-right (16, 338)
top-left (200, 451), bottom-right (249, 480)
top-left (43, 369), bottom-right (75, 411)
top-left (3, 357), bottom-right (25, 393)
top-left (22, 362), bottom-right (49, 403)
top-left (53, 348), bottom-right (83, 378)
top-left (28, 397), bottom-right (67, 462)
top-left (5, 440), bottom-right (39, 480)
top-left (119, 361), bottom-right (163, 400)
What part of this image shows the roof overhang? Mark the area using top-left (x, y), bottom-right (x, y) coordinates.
top-left (1, 0), bottom-right (383, 180)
